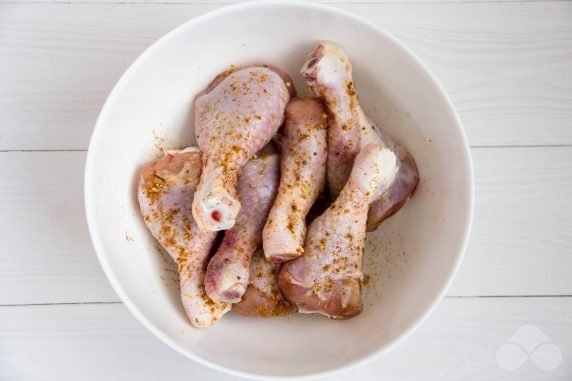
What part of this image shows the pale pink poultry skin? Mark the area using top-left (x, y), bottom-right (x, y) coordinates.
top-left (204, 144), bottom-right (280, 304)
top-left (193, 66), bottom-right (290, 232)
top-left (263, 98), bottom-right (328, 263)
top-left (138, 148), bottom-right (230, 328)
top-left (301, 41), bottom-right (419, 231)
top-left (234, 249), bottom-right (294, 317)
top-left (301, 42), bottom-right (361, 198)
top-left (278, 144), bottom-right (397, 319)
top-left (355, 106), bottom-right (420, 231)
top-left (204, 65), bottom-right (297, 99)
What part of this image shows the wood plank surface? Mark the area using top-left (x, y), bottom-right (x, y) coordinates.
top-left (1, 298), bottom-right (570, 380)
top-left (0, 151), bottom-right (118, 305)
top-left (0, 147), bottom-right (569, 305)
top-left (1, 1), bottom-right (570, 380)
top-left (0, 1), bottom-right (570, 150)
top-left (1, 0), bottom-right (548, 4)
top-left (448, 146), bottom-right (572, 296)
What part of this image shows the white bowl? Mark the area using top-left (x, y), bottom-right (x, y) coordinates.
top-left (85, 1), bottom-right (474, 379)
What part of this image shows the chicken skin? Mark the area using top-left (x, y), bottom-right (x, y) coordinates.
top-left (193, 66), bottom-right (291, 232)
top-left (234, 249), bottom-right (294, 317)
top-left (263, 98), bottom-right (327, 263)
top-left (278, 144), bottom-right (397, 319)
top-left (300, 42), bottom-right (361, 198)
top-left (301, 41), bottom-right (419, 231)
top-left (204, 64), bottom-right (297, 99)
top-left (204, 144), bottom-right (280, 304)
top-left (138, 148), bottom-right (230, 328)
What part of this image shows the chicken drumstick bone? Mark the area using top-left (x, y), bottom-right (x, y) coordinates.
top-left (301, 42), bottom-right (419, 231)
top-left (193, 66), bottom-right (290, 232)
top-left (204, 144), bottom-right (280, 303)
top-left (138, 148), bottom-right (230, 328)
top-left (263, 98), bottom-right (328, 263)
top-left (278, 144), bottom-right (397, 318)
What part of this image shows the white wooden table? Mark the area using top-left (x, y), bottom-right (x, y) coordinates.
top-left (1, 0), bottom-right (571, 379)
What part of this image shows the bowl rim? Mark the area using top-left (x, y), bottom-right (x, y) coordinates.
top-left (84, 1), bottom-right (475, 379)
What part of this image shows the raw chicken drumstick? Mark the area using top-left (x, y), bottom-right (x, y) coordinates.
top-left (356, 107), bottom-right (420, 231)
top-left (204, 64), bottom-right (297, 99)
top-left (263, 98), bottom-right (327, 263)
top-left (234, 249), bottom-right (294, 317)
top-left (138, 148), bottom-right (230, 328)
top-left (301, 41), bottom-right (419, 231)
top-left (193, 66), bottom-right (291, 232)
top-left (278, 144), bottom-right (398, 319)
top-left (301, 42), bottom-right (361, 199)
top-left (204, 144), bottom-right (280, 303)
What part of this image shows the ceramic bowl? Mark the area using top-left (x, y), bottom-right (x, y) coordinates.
top-left (85, 1), bottom-right (474, 379)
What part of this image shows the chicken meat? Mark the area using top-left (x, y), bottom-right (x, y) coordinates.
top-left (204, 144), bottom-right (280, 303)
top-left (278, 144), bottom-right (397, 318)
top-left (234, 249), bottom-right (294, 317)
top-left (203, 64), bottom-right (297, 99)
top-left (263, 98), bottom-right (327, 263)
top-left (193, 66), bottom-right (291, 232)
top-left (301, 41), bottom-right (419, 231)
top-left (138, 148), bottom-right (230, 328)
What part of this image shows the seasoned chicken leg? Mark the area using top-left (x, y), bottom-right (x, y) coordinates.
top-left (138, 148), bottom-right (230, 328)
top-left (193, 66), bottom-right (290, 231)
top-left (301, 42), bottom-right (361, 198)
top-left (204, 144), bottom-right (280, 303)
top-left (301, 41), bottom-right (419, 231)
top-left (234, 249), bottom-right (294, 317)
top-left (355, 107), bottom-right (420, 231)
top-left (263, 98), bottom-right (327, 263)
top-left (278, 144), bottom-right (397, 319)
top-left (204, 64), bottom-right (297, 99)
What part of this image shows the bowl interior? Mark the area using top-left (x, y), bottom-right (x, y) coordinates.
top-left (85, 2), bottom-right (473, 379)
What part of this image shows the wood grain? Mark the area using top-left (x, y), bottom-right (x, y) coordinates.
top-left (0, 0), bottom-right (547, 3)
top-left (448, 146), bottom-right (572, 296)
top-left (0, 147), bottom-right (569, 305)
top-left (0, 1), bottom-right (570, 150)
top-left (0, 151), bottom-right (118, 305)
top-left (1, 298), bottom-right (570, 380)
top-left (0, 2), bottom-right (570, 379)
